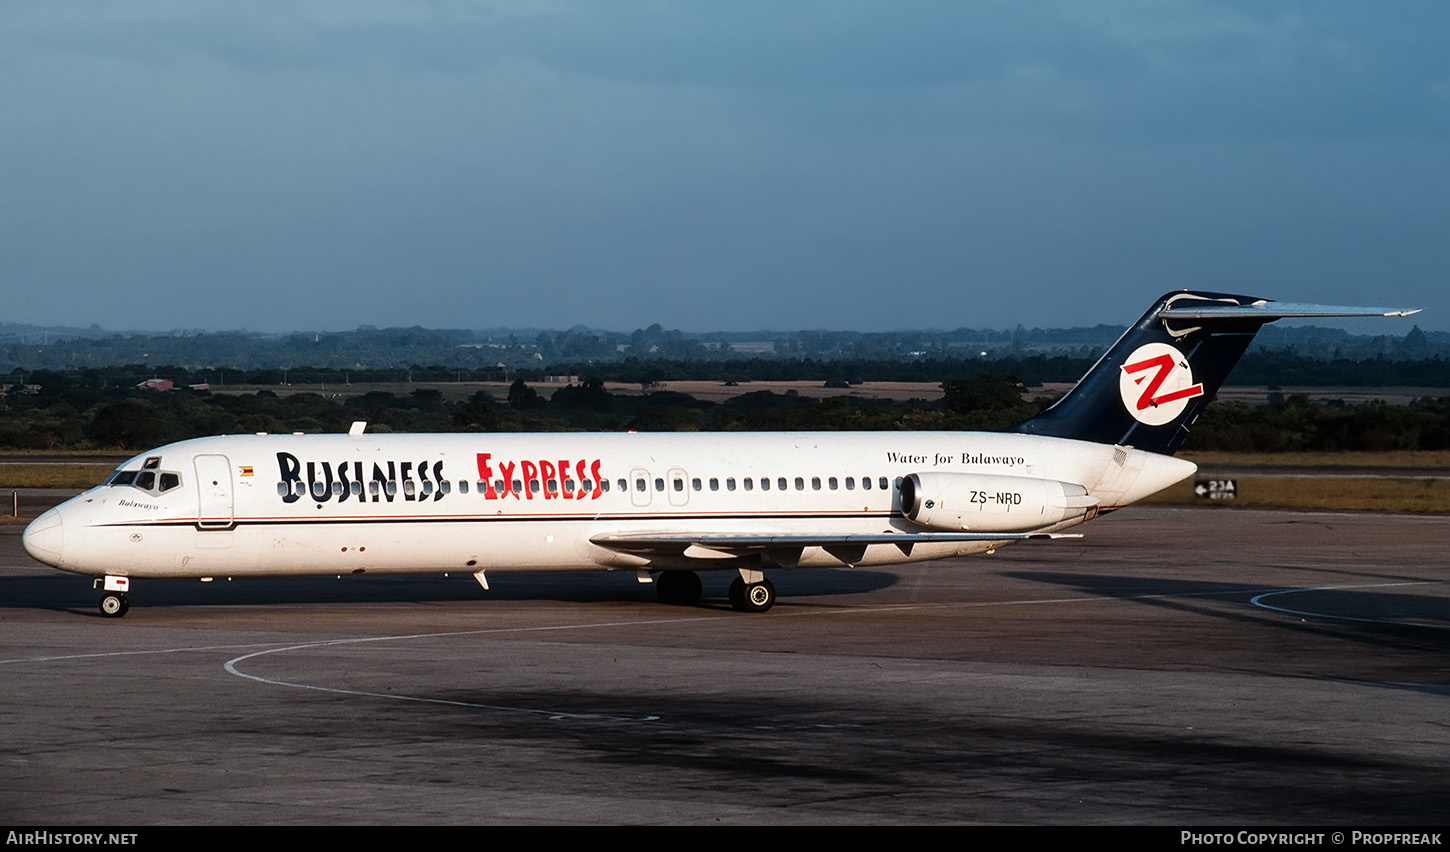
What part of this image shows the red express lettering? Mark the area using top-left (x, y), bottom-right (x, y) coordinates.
top-left (476, 453), bottom-right (604, 500)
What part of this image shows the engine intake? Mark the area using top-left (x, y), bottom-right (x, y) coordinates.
top-left (900, 472), bottom-right (1098, 533)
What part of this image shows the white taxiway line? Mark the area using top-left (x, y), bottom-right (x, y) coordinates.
top-left (1249, 580), bottom-right (1448, 628)
top-left (0, 582), bottom-right (1332, 668)
top-left (214, 586), bottom-right (1313, 715)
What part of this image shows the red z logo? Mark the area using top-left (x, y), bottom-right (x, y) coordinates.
top-left (1122, 353), bottom-right (1203, 411)
top-left (1118, 343), bottom-right (1204, 426)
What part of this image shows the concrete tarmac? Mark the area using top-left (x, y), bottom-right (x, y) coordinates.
top-left (0, 505), bottom-right (1446, 825)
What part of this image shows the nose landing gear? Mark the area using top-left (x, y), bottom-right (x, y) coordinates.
top-left (99, 592), bottom-right (130, 618)
top-left (93, 576), bottom-right (131, 618)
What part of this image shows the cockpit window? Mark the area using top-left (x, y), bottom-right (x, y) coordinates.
top-left (108, 464), bottom-right (182, 496)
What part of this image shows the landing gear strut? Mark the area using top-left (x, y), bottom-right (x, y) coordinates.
top-left (655, 570), bottom-right (703, 605)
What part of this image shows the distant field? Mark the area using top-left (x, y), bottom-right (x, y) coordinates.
top-left (1182, 450), bottom-right (1450, 469)
top-left (1140, 450), bottom-right (1448, 513)
top-left (208, 379), bottom-right (1449, 406)
top-left (1144, 476), bottom-right (1449, 514)
top-left (208, 379), bottom-right (953, 403)
top-left (0, 464), bottom-right (114, 490)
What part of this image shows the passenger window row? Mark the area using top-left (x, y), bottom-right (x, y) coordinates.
top-left (274, 474), bottom-right (900, 500)
top-left (464, 475), bottom-right (895, 495)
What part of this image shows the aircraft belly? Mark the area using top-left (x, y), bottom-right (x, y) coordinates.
top-left (58, 518), bottom-right (585, 578)
top-left (842, 540), bottom-right (1003, 566)
top-left (219, 519), bottom-right (600, 576)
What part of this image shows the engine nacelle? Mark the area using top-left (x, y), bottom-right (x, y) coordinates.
top-left (899, 472), bottom-right (1098, 533)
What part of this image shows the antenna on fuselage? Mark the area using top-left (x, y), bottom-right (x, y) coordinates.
top-left (349, 421), bottom-right (367, 436)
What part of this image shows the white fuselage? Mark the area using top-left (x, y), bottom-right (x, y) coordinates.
top-left (24, 430), bottom-right (1194, 581)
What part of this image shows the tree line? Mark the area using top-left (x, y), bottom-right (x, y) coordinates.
top-left (8, 350), bottom-right (1450, 390)
top-left (2, 364), bottom-right (1447, 453)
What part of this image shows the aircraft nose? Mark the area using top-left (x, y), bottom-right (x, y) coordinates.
top-left (23, 508), bottom-right (64, 567)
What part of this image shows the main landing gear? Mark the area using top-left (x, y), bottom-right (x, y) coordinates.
top-left (728, 573), bottom-right (775, 613)
top-left (653, 568), bottom-right (777, 612)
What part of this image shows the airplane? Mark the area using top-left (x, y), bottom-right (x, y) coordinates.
top-left (22, 291), bottom-right (1420, 617)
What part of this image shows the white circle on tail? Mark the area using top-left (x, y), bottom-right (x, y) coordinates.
top-left (1118, 342), bottom-right (1205, 426)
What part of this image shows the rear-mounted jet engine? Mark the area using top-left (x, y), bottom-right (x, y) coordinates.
top-left (900, 472), bottom-right (1099, 533)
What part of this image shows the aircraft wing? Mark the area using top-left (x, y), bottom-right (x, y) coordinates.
top-left (590, 530), bottom-right (1079, 563)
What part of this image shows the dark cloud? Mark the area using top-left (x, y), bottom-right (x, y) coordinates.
top-left (0, 2), bottom-right (1442, 332)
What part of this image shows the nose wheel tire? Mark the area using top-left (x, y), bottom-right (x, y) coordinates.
top-left (728, 577), bottom-right (775, 613)
top-left (99, 593), bottom-right (130, 618)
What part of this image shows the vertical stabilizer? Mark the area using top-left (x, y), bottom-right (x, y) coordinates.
top-left (1012, 291), bottom-right (1420, 455)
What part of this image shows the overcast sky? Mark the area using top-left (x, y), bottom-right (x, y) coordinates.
top-left (3, 2), bottom-right (1445, 333)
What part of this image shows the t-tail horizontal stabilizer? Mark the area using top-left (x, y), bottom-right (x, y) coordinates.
top-left (1012, 291), bottom-right (1422, 455)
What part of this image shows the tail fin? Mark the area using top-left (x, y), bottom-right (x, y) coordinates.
top-left (1012, 291), bottom-right (1421, 455)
